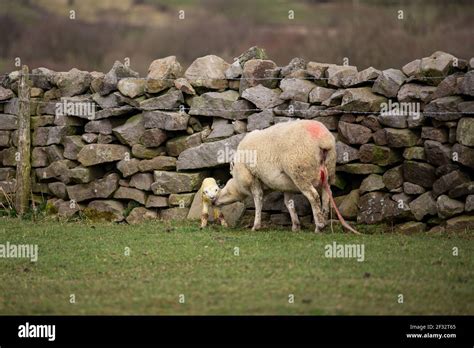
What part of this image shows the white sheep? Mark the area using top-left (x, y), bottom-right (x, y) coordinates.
top-left (200, 177), bottom-right (228, 229)
top-left (215, 119), bottom-right (359, 234)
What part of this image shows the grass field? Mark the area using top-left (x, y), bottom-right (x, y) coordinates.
top-left (0, 217), bottom-right (472, 315)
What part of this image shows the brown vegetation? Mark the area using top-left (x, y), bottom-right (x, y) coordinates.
top-left (0, 0), bottom-right (473, 74)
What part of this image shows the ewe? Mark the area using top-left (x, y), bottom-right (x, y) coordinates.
top-left (215, 120), bottom-right (359, 234)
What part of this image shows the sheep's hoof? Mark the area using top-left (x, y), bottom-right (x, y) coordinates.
top-left (292, 224), bottom-right (301, 232)
top-left (314, 222), bottom-right (325, 233)
top-left (317, 220), bottom-right (327, 229)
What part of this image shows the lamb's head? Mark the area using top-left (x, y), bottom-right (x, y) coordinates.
top-left (201, 178), bottom-right (220, 203)
top-left (214, 178), bottom-right (247, 206)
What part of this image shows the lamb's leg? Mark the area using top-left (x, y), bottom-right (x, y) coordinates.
top-left (284, 192), bottom-right (301, 232)
top-left (250, 179), bottom-right (263, 231)
top-left (214, 207), bottom-right (228, 227)
top-left (200, 201), bottom-right (209, 229)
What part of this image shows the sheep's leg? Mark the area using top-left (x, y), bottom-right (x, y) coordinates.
top-left (250, 179), bottom-right (263, 231)
top-left (294, 183), bottom-right (325, 233)
top-left (200, 201), bottom-right (209, 229)
top-left (284, 192), bottom-right (301, 232)
top-left (321, 187), bottom-right (330, 221)
top-left (214, 207), bottom-right (228, 227)
top-left (305, 187), bottom-right (326, 233)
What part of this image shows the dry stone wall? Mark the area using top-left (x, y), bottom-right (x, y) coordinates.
top-left (0, 47), bottom-right (473, 232)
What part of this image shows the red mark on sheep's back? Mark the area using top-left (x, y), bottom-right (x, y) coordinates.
top-left (306, 122), bottom-right (326, 138)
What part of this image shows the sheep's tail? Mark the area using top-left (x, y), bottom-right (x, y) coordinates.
top-left (320, 149), bottom-right (361, 235)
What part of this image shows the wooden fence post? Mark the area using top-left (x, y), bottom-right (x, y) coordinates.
top-left (15, 65), bottom-right (31, 216)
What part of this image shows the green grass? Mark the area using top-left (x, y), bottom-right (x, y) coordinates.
top-left (0, 218), bottom-right (472, 315)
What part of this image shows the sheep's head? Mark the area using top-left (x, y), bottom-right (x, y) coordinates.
top-left (214, 178), bottom-right (246, 206)
top-left (201, 177), bottom-right (220, 203)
